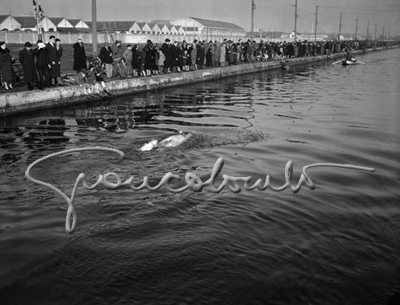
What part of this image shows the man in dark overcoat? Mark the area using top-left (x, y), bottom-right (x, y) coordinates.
top-left (170, 41), bottom-right (179, 72)
top-left (35, 40), bottom-right (51, 89)
top-left (19, 41), bottom-right (39, 90)
top-left (162, 39), bottom-right (172, 74)
top-left (73, 38), bottom-right (87, 72)
top-left (46, 35), bottom-right (61, 86)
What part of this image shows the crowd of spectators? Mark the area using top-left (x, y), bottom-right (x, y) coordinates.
top-left (0, 36), bottom-right (398, 93)
top-left (94, 38), bottom-right (398, 79)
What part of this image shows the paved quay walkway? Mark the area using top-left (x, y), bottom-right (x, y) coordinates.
top-left (0, 46), bottom-right (395, 117)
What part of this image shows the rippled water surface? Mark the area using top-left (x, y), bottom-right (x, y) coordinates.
top-left (1, 49), bottom-right (399, 305)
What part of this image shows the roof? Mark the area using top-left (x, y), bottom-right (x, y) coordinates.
top-left (110, 21), bottom-right (135, 31)
top-left (136, 22), bottom-right (149, 29)
top-left (14, 16), bottom-right (37, 28)
top-left (0, 15), bottom-right (11, 23)
top-left (67, 19), bottom-right (82, 26)
top-left (151, 20), bottom-right (171, 24)
top-left (189, 17), bottom-right (245, 31)
top-left (49, 17), bottom-right (64, 25)
top-left (86, 21), bottom-right (134, 31)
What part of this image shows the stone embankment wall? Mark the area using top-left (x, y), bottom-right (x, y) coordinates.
top-left (0, 47), bottom-right (396, 116)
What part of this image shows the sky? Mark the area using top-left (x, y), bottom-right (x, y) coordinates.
top-left (2, 0), bottom-right (400, 35)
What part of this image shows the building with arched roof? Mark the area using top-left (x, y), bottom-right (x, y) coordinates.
top-left (171, 17), bottom-right (246, 42)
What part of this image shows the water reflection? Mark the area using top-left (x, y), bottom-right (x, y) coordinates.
top-left (0, 50), bottom-right (400, 304)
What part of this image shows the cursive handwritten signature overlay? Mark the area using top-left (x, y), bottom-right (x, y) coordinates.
top-left (25, 146), bottom-right (375, 234)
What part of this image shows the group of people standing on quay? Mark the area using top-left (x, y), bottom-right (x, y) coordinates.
top-left (0, 36), bottom-right (64, 91)
top-left (97, 38), bottom-right (244, 78)
top-left (95, 38), bottom-right (396, 79)
top-left (0, 36), bottom-right (398, 92)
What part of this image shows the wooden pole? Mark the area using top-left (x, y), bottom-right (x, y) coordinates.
top-left (251, 0), bottom-right (255, 41)
top-left (338, 12), bottom-right (342, 40)
top-left (294, 0), bottom-right (298, 42)
top-left (92, 0), bottom-right (97, 55)
top-left (355, 17), bottom-right (358, 40)
top-left (314, 5), bottom-right (318, 42)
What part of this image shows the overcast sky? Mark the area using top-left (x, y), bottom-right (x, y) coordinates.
top-left (3, 0), bottom-right (400, 35)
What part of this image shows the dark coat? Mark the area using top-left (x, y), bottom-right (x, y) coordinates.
top-left (176, 46), bottom-right (183, 67)
top-left (57, 45), bottom-right (63, 59)
top-left (145, 47), bottom-right (155, 70)
top-left (132, 46), bottom-right (140, 69)
top-left (19, 48), bottom-right (39, 83)
top-left (161, 43), bottom-right (172, 68)
top-left (170, 44), bottom-right (178, 67)
top-left (73, 42), bottom-right (86, 71)
top-left (46, 42), bottom-right (61, 78)
top-left (0, 48), bottom-right (16, 82)
top-left (35, 47), bottom-right (50, 68)
top-left (196, 44), bottom-right (204, 65)
top-left (99, 46), bottom-right (113, 64)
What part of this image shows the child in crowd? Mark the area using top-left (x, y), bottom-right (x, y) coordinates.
top-left (158, 49), bottom-right (165, 74)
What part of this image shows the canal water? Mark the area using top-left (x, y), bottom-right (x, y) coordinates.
top-left (1, 49), bottom-right (399, 304)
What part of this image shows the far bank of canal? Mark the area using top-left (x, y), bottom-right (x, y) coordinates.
top-left (0, 46), bottom-right (397, 117)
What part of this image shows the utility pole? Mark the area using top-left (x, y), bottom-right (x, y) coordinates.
top-left (294, 0), bottom-right (298, 42)
top-left (355, 17), bottom-right (358, 40)
top-left (92, 0), bottom-right (97, 55)
top-left (338, 12), bottom-right (342, 40)
top-left (388, 27), bottom-right (390, 40)
top-left (374, 23), bottom-right (377, 40)
top-left (382, 25), bottom-right (384, 40)
top-left (366, 20), bottom-right (369, 40)
top-left (32, 0), bottom-right (44, 40)
top-left (251, 0), bottom-right (255, 41)
top-left (314, 5), bottom-right (318, 42)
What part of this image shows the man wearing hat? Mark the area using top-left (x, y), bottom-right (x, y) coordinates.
top-left (19, 42), bottom-right (40, 90)
top-left (46, 35), bottom-right (62, 86)
top-left (35, 39), bottom-right (51, 89)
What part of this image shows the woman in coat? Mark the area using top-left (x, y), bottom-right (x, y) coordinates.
top-left (73, 39), bottom-right (87, 72)
top-left (219, 42), bottom-right (226, 67)
top-left (190, 41), bottom-right (197, 70)
top-left (19, 41), bottom-right (39, 90)
top-left (0, 41), bottom-right (16, 90)
top-left (131, 45), bottom-right (140, 76)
